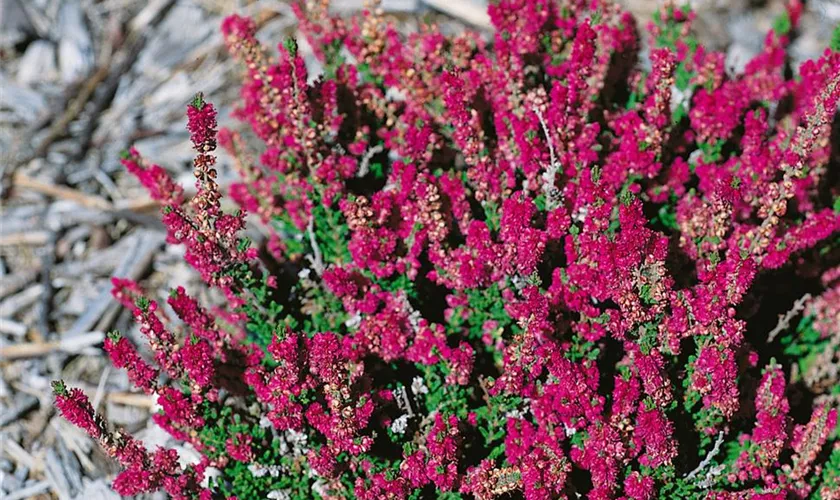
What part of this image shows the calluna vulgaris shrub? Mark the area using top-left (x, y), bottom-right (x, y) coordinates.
top-left (52, 0), bottom-right (840, 498)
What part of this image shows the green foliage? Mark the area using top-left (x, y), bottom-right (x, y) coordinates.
top-left (135, 296), bottom-right (150, 312)
top-left (832, 24), bottom-right (840, 52)
top-left (473, 388), bottom-right (524, 460)
top-left (226, 262), bottom-right (288, 348)
top-left (653, 196), bottom-right (679, 231)
top-left (636, 321), bottom-right (659, 354)
top-left (283, 37), bottom-right (299, 58)
top-left (191, 92), bottom-right (206, 110)
top-left (651, 3), bottom-right (692, 50)
top-left (565, 332), bottom-right (601, 362)
top-left (448, 283), bottom-right (517, 347)
top-left (51, 379), bottom-right (68, 396)
top-left (298, 277), bottom-right (350, 334)
top-left (322, 39), bottom-right (347, 80)
top-left (200, 403), bottom-right (317, 498)
top-left (781, 314), bottom-right (828, 383)
top-left (772, 11), bottom-right (791, 36)
top-left (419, 364), bottom-right (474, 420)
top-left (698, 140), bottom-right (726, 163)
top-left (811, 445), bottom-right (840, 498)
top-left (311, 202), bottom-right (353, 265)
top-left (482, 200), bottom-right (501, 233)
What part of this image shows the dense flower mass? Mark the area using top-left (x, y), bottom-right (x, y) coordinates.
top-left (54, 1), bottom-right (840, 499)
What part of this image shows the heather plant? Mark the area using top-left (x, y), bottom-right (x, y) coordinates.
top-left (52, 0), bottom-right (840, 498)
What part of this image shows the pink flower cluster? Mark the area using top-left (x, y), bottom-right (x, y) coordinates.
top-left (52, 382), bottom-right (208, 499)
top-left (54, 0), bottom-right (840, 499)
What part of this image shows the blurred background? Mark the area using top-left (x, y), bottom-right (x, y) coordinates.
top-left (0, 0), bottom-right (837, 498)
